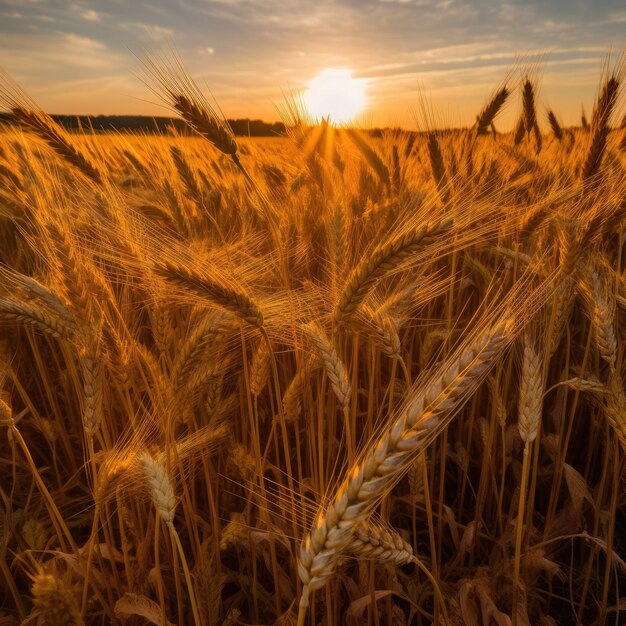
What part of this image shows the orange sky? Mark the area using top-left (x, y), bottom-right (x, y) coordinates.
top-left (1, 0), bottom-right (625, 129)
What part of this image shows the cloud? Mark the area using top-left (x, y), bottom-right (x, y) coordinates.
top-left (0, 31), bottom-right (120, 78)
top-left (120, 21), bottom-right (174, 38)
top-left (80, 9), bottom-right (101, 22)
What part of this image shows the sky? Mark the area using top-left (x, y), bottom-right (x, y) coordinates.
top-left (0, 0), bottom-right (625, 128)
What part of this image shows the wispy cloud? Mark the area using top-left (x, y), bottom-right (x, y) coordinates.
top-left (120, 21), bottom-right (174, 39)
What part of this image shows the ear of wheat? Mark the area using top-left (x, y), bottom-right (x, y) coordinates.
top-left (344, 128), bottom-right (391, 187)
top-left (297, 317), bottom-right (512, 611)
top-left (155, 260), bottom-right (264, 328)
top-left (581, 64), bottom-right (622, 181)
top-left (518, 333), bottom-right (544, 446)
top-left (522, 79), bottom-right (537, 138)
top-left (139, 55), bottom-right (251, 179)
top-left (347, 520), bottom-right (417, 565)
top-left (302, 323), bottom-right (351, 416)
top-left (334, 217), bottom-right (453, 324)
top-left (547, 110), bottom-right (563, 141)
top-left (475, 86), bottom-right (509, 136)
top-left (139, 451), bottom-right (177, 526)
top-left (427, 132), bottom-right (448, 202)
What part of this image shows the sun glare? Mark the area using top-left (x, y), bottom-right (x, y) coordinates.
top-left (303, 68), bottom-right (367, 124)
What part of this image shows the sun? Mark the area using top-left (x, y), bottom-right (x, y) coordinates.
top-left (302, 68), bottom-right (367, 124)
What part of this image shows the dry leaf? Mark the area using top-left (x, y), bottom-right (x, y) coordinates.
top-left (563, 463), bottom-right (594, 514)
top-left (114, 592), bottom-right (177, 626)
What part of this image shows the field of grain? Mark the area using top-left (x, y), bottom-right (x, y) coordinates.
top-left (1, 59), bottom-right (626, 626)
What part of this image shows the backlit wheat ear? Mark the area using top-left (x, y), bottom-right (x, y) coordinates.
top-left (139, 451), bottom-right (177, 526)
top-left (581, 67), bottom-right (621, 181)
top-left (138, 451), bottom-right (202, 625)
top-left (513, 116), bottom-right (525, 144)
top-left (522, 79), bottom-right (537, 139)
top-left (547, 110), bottom-right (563, 141)
top-left (80, 350), bottom-right (103, 437)
top-left (548, 278), bottom-right (574, 355)
top-left (172, 94), bottom-right (239, 157)
top-left (6, 270), bottom-right (79, 332)
top-left (427, 132), bottom-right (448, 202)
top-left (334, 217), bottom-right (453, 324)
top-left (533, 121), bottom-right (542, 153)
top-left (170, 145), bottom-right (204, 206)
top-left (560, 376), bottom-right (606, 395)
top-left (0, 298), bottom-right (75, 340)
top-left (475, 86), bottom-right (509, 136)
top-left (283, 357), bottom-right (321, 422)
top-left (45, 222), bottom-right (94, 324)
top-left (250, 338), bottom-right (271, 397)
top-left (170, 311), bottom-right (231, 389)
top-left (10, 108), bottom-right (103, 184)
top-left (344, 128), bottom-right (391, 188)
top-left (154, 260), bottom-right (264, 328)
top-left (140, 55), bottom-right (251, 179)
top-left (512, 328), bottom-right (545, 617)
top-left (364, 308), bottom-right (401, 359)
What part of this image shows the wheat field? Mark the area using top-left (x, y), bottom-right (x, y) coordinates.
top-left (1, 56), bottom-right (626, 626)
